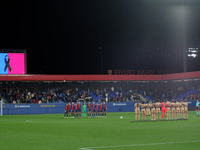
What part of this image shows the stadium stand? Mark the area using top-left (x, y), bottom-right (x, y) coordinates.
top-left (1, 79), bottom-right (200, 104)
top-left (1, 72), bottom-right (200, 104)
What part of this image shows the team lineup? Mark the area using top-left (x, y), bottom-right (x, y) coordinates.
top-left (63, 100), bottom-right (200, 120)
top-left (64, 101), bottom-right (107, 118)
top-left (134, 99), bottom-right (189, 121)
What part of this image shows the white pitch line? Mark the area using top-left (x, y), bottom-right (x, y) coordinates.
top-left (78, 141), bottom-right (200, 150)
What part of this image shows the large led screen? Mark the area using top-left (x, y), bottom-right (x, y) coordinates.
top-left (0, 53), bottom-right (25, 74)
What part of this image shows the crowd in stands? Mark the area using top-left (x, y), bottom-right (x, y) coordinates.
top-left (1, 80), bottom-right (200, 104)
top-left (1, 86), bottom-right (140, 104)
top-left (184, 86), bottom-right (200, 100)
top-left (2, 87), bottom-right (80, 104)
top-left (141, 84), bottom-right (187, 100)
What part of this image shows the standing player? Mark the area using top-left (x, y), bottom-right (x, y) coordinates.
top-left (74, 103), bottom-right (78, 118)
top-left (155, 100), bottom-right (161, 120)
top-left (196, 100), bottom-right (199, 116)
top-left (87, 102), bottom-right (91, 118)
top-left (102, 102), bottom-right (107, 117)
top-left (145, 101), bottom-right (151, 120)
top-left (99, 103), bottom-right (103, 117)
top-left (160, 99), bottom-right (167, 120)
top-left (81, 102), bottom-right (87, 118)
top-left (171, 100), bottom-right (176, 120)
top-left (176, 99), bottom-right (181, 119)
top-left (134, 100), bottom-right (141, 121)
top-left (71, 102), bottom-right (74, 118)
top-left (91, 102), bottom-right (96, 118)
top-left (199, 100), bottom-right (200, 116)
top-left (151, 101), bottom-right (156, 120)
top-left (166, 99), bottom-right (171, 120)
top-left (183, 100), bottom-right (188, 119)
top-left (140, 101), bottom-right (147, 121)
top-left (95, 103), bottom-right (99, 117)
top-left (180, 100), bottom-right (185, 119)
top-left (77, 101), bottom-right (81, 118)
top-left (64, 104), bottom-right (68, 118)
top-left (68, 102), bottom-right (71, 118)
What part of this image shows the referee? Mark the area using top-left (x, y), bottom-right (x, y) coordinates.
top-left (196, 100), bottom-right (199, 116)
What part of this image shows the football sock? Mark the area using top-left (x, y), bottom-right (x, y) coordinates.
top-left (165, 114), bottom-right (166, 118)
top-left (162, 114), bottom-right (163, 118)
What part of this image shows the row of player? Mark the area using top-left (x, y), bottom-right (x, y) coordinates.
top-left (64, 102), bottom-right (107, 118)
top-left (134, 99), bottom-right (188, 121)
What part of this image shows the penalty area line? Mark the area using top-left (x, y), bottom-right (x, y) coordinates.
top-left (78, 141), bottom-right (200, 150)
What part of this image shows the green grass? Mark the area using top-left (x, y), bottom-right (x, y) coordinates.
top-left (0, 111), bottom-right (200, 150)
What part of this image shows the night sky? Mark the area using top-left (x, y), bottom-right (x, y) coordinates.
top-left (1, 0), bottom-right (200, 74)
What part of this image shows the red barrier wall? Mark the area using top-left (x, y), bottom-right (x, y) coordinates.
top-left (0, 74), bottom-right (162, 81)
top-left (162, 71), bottom-right (200, 80)
top-left (0, 71), bottom-right (200, 81)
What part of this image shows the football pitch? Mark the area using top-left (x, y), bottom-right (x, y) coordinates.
top-left (0, 111), bottom-right (200, 150)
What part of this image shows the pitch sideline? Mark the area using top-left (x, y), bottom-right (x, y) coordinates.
top-left (78, 141), bottom-right (200, 150)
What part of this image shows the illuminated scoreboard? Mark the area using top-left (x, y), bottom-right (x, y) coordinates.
top-left (0, 50), bottom-right (26, 74)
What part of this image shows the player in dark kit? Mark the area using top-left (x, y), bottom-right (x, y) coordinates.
top-left (91, 102), bottom-right (96, 118)
top-left (64, 104), bottom-right (68, 118)
top-left (95, 103), bottom-right (99, 117)
top-left (99, 103), bottom-right (103, 117)
top-left (77, 102), bottom-right (81, 118)
top-left (67, 103), bottom-right (71, 118)
top-left (102, 102), bottom-right (107, 117)
top-left (87, 102), bottom-right (91, 118)
top-left (71, 102), bottom-right (74, 118)
top-left (74, 103), bottom-right (77, 118)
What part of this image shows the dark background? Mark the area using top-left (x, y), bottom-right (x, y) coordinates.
top-left (0, 0), bottom-right (200, 74)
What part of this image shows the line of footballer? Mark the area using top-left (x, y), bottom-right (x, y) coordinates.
top-left (64, 101), bottom-right (107, 118)
top-left (134, 99), bottom-right (188, 121)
